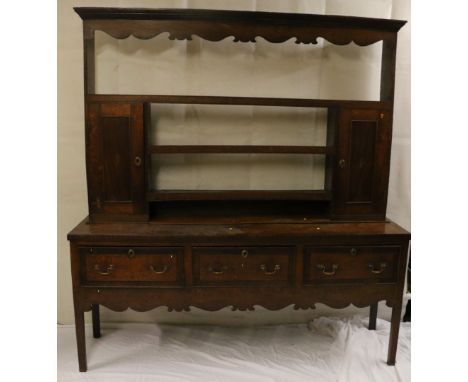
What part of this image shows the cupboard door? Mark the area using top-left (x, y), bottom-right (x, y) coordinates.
top-left (86, 102), bottom-right (147, 221)
top-left (332, 109), bottom-right (391, 219)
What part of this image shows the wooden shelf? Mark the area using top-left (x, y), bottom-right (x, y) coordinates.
top-left (87, 94), bottom-right (392, 110)
top-left (149, 145), bottom-right (331, 155)
top-left (147, 190), bottom-right (332, 201)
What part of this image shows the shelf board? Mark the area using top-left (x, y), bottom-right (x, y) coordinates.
top-left (147, 190), bottom-right (332, 201)
top-left (87, 94), bottom-right (392, 110)
top-left (149, 145), bottom-right (331, 155)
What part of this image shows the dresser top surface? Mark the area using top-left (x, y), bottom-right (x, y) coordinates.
top-left (68, 217), bottom-right (410, 243)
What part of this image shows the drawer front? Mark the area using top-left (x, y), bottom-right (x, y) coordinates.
top-left (81, 247), bottom-right (183, 284)
top-left (193, 246), bottom-right (294, 285)
top-left (304, 246), bottom-right (400, 283)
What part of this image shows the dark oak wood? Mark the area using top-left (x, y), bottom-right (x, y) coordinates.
top-left (304, 246), bottom-right (399, 284)
top-left (332, 108), bottom-right (392, 219)
top-left (193, 246), bottom-right (294, 285)
top-left (70, 6), bottom-right (409, 372)
top-left (387, 301), bottom-right (403, 365)
top-left (150, 200), bottom-right (331, 224)
top-left (86, 102), bottom-right (148, 222)
top-left (380, 35), bottom-right (398, 102)
top-left (91, 304), bottom-right (100, 338)
top-left (68, 217), bottom-right (410, 244)
top-left (73, 307), bottom-right (86, 372)
top-left (147, 190), bottom-right (332, 202)
top-left (369, 302), bottom-right (378, 330)
top-left (83, 33), bottom-right (94, 95)
top-left (75, 8), bottom-right (405, 48)
top-left (81, 246), bottom-right (184, 285)
top-left (87, 94), bottom-right (392, 109)
top-left (149, 145), bottom-right (331, 155)
top-left (70, 243), bottom-right (87, 371)
top-left (74, 7), bottom-right (405, 31)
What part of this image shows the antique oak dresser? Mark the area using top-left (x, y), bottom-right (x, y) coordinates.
top-left (68, 7), bottom-right (410, 372)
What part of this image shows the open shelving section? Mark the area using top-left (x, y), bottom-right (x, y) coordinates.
top-left (78, 7), bottom-right (405, 222)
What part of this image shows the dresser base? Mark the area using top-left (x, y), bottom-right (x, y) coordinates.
top-left (68, 217), bottom-right (410, 372)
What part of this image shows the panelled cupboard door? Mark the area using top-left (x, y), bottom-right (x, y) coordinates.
top-left (332, 108), bottom-right (391, 220)
top-left (86, 102), bottom-right (148, 222)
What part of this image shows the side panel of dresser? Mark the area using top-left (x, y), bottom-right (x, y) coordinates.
top-left (332, 108), bottom-right (392, 220)
top-left (85, 102), bottom-right (148, 222)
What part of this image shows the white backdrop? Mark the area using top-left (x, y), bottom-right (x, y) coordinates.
top-left (58, 0), bottom-right (410, 325)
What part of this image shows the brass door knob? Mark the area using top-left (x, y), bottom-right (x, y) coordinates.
top-left (134, 156), bottom-right (142, 166)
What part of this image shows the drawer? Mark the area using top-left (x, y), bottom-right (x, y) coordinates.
top-left (304, 246), bottom-right (400, 284)
top-left (193, 246), bottom-right (294, 285)
top-left (80, 247), bottom-right (183, 284)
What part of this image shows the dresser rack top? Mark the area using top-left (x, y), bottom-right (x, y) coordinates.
top-left (74, 7), bottom-right (406, 46)
top-left (74, 7), bottom-right (405, 29)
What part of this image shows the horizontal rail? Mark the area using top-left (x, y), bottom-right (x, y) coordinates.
top-left (149, 145), bottom-right (331, 155)
top-left (87, 94), bottom-right (392, 110)
top-left (147, 190), bottom-right (332, 201)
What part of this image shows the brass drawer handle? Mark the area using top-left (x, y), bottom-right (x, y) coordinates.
top-left (134, 156), bottom-right (142, 166)
top-left (350, 248), bottom-right (357, 256)
top-left (241, 249), bottom-right (249, 258)
top-left (150, 265), bottom-right (169, 274)
top-left (94, 264), bottom-right (115, 275)
top-left (209, 266), bottom-right (228, 275)
top-left (368, 262), bottom-right (388, 274)
top-left (260, 264), bottom-right (281, 275)
top-left (316, 264), bottom-right (339, 276)
top-left (128, 249), bottom-right (135, 258)
top-left (339, 159), bottom-right (346, 168)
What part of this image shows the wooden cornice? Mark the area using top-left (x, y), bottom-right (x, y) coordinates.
top-left (74, 7), bottom-right (406, 46)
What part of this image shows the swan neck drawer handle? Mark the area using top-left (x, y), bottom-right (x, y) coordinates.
top-left (368, 262), bottom-right (388, 274)
top-left (316, 264), bottom-right (339, 276)
top-left (94, 264), bottom-right (115, 275)
top-left (260, 264), bottom-right (281, 275)
top-left (150, 265), bottom-right (169, 274)
top-left (209, 266), bottom-right (228, 275)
